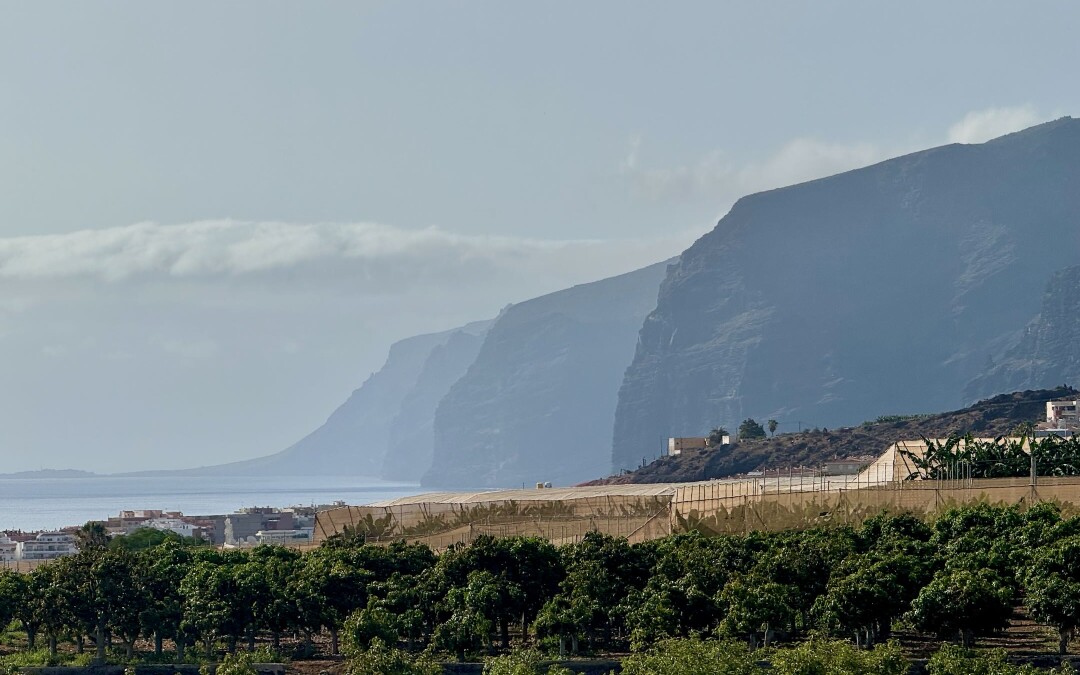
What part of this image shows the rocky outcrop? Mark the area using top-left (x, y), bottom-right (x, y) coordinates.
top-left (966, 266), bottom-right (1080, 398)
top-left (613, 118), bottom-right (1080, 472)
top-left (424, 260), bottom-right (673, 488)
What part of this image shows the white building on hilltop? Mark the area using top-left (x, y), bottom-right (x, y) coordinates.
top-left (1047, 399), bottom-right (1080, 428)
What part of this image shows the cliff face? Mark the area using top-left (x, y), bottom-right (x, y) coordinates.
top-left (218, 327), bottom-right (471, 477)
top-left (424, 260), bottom-right (672, 488)
top-left (381, 325), bottom-right (489, 481)
top-left (613, 118), bottom-right (1080, 471)
top-left (966, 266), bottom-right (1080, 399)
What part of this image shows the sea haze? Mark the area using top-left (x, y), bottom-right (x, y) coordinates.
top-left (0, 475), bottom-right (420, 532)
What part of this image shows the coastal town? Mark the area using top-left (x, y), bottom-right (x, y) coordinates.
top-left (0, 502), bottom-right (341, 567)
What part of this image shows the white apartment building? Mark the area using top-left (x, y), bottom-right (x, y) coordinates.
top-left (143, 518), bottom-right (201, 539)
top-left (0, 535), bottom-right (17, 562)
top-left (16, 532), bottom-right (78, 561)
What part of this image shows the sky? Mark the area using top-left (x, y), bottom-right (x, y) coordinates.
top-left (1, 1), bottom-right (1078, 473)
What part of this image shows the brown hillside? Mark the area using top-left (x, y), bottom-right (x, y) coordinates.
top-left (587, 386), bottom-right (1077, 485)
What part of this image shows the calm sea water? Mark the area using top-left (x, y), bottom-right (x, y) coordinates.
top-left (0, 474), bottom-right (423, 532)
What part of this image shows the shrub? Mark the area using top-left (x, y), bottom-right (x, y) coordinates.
top-left (621, 638), bottom-right (758, 675)
top-left (206, 652), bottom-right (257, 675)
top-left (482, 648), bottom-right (573, 675)
top-left (770, 640), bottom-right (908, 675)
top-left (926, 644), bottom-right (1072, 675)
top-left (344, 638), bottom-right (441, 675)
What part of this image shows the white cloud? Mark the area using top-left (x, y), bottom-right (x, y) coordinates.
top-left (0, 220), bottom-right (692, 288)
top-left (624, 106), bottom-right (1059, 205)
top-left (624, 138), bottom-right (889, 203)
top-left (947, 105), bottom-right (1050, 144)
top-left (740, 138), bottom-right (883, 191)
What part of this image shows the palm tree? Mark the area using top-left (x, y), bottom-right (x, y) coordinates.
top-left (76, 522), bottom-right (110, 551)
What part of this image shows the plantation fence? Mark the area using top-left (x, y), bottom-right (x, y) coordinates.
top-left (314, 444), bottom-right (1080, 548)
top-left (313, 488), bottom-right (677, 548)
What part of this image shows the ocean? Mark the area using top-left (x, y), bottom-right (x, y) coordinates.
top-left (0, 474), bottom-right (423, 532)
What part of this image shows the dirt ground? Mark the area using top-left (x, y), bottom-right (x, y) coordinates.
top-left (285, 658), bottom-right (346, 675)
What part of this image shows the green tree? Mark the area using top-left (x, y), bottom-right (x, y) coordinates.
top-left (500, 537), bottom-right (563, 644)
top-left (812, 552), bottom-right (915, 646)
top-left (369, 572), bottom-right (431, 652)
top-left (0, 570), bottom-right (25, 639)
top-left (343, 606), bottom-right (399, 654)
top-left (75, 521), bottom-right (110, 551)
top-left (293, 546), bottom-right (373, 655)
top-left (624, 585), bottom-right (678, 651)
top-left (626, 533), bottom-right (751, 643)
top-left (110, 527), bottom-right (201, 551)
top-left (751, 528), bottom-right (855, 633)
top-left (1023, 536), bottom-right (1080, 653)
top-left (718, 575), bottom-right (796, 648)
top-left (180, 559), bottom-right (237, 658)
top-left (256, 553), bottom-right (300, 655)
top-left (707, 427), bottom-right (729, 446)
top-left (550, 532), bottom-right (650, 650)
top-left (26, 559), bottom-right (75, 657)
top-left (138, 540), bottom-right (193, 658)
top-left (533, 596), bottom-right (588, 657)
top-left (906, 567), bottom-right (1013, 647)
top-left (767, 419), bottom-right (778, 437)
top-left (91, 548), bottom-right (148, 659)
top-left (432, 608), bottom-right (491, 662)
top-left (432, 537), bottom-right (527, 650)
top-left (737, 418), bottom-right (766, 441)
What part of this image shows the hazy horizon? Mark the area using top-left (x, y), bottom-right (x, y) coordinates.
top-left (2, 2), bottom-right (1079, 473)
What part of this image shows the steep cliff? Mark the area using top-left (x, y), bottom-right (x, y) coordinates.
top-left (424, 260), bottom-right (673, 488)
top-left (202, 327), bottom-right (471, 477)
top-left (967, 266), bottom-right (1080, 398)
top-left (381, 324), bottom-right (490, 481)
top-left (613, 118), bottom-right (1080, 471)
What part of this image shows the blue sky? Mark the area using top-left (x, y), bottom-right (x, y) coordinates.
top-left (1, 1), bottom-right (1078, 472)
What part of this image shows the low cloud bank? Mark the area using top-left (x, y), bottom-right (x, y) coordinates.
top-left (0, 220), bottom-right (693, 291)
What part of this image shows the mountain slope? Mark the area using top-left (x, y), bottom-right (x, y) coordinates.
top-left (966, 266), bottom-right (1080, 398)
top-left (614, 118), bottom-right (1080, 471)
top-left (183, 326), bottom-right (480, 477)
top-left (424, 260), bottom-right (673, 488)
top-left (593, 386), bottom-right (1077, 484)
